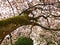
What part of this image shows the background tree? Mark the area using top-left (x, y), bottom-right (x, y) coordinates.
top-left (0, 0), bottom-right (60, 45)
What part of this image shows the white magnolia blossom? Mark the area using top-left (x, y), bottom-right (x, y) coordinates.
top-left (28, 0), bottom-right (32, 2)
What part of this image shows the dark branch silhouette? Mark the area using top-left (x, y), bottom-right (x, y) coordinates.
top-left (7, 0), bottom-right (15, 16)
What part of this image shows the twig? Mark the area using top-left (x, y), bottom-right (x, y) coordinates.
top-left (19, 3), bottom-right (55, 15)
top-left (34, 22), bottom-right (60, 31)
top-left (0, 38), bottom-right (4, 44)
top-left (9, 33), bottom-right (12, 45)
top-left (7, 0), bottom-right (15, 16)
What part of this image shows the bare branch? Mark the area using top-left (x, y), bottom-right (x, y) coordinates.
top-left (34, 22), bottom-right (60, 31)
top-left (9, 33), bottom-right (12, 45)
top-left (7, 0), bottom-right (15, 16)
top-left (0, 38), bottom-right (4, 44)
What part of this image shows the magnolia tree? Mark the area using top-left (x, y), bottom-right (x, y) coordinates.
top-left (0, 0), bottom-right (60, 45)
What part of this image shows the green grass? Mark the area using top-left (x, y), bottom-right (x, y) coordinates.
top-left (13, 37), bottom-right (33, 45)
